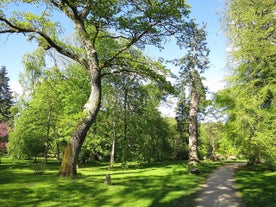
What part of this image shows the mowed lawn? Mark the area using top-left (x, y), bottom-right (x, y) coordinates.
top-left (235, 165), bottom-right (276, 207)
top-left (0, 158), bottom-right (220, 207)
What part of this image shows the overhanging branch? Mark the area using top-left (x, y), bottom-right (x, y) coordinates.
top-left (0, 16), bottom-right (88, 69)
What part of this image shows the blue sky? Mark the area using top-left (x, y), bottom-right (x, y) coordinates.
top-left (0, 0), bottom-right (227, 94)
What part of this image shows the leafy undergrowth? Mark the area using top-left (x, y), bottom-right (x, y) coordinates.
top-left (0, 158), bottom-right (221, 207)
top-left (235, 165), bottom-right (276, 207)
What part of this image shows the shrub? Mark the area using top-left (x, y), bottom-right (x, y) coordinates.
top-left (30, 162), bottom-right (46, 175)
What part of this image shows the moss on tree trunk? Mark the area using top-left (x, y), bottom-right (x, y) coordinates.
top-left (57, 142), bottom-right (73, 176)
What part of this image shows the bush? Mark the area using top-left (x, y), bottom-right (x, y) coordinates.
top-left (30, 162), bottom-right (46, 175)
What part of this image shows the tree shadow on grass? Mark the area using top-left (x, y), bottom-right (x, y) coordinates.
top-left (0, 160), bottom-right (221, 207)
top-left (107, 166), bottom-right (211, 207)
top-left (236, 168), bottom-right (276, 207)
top-left (0, 171), bottom-right (109, 207)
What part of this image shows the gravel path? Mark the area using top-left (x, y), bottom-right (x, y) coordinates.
top-left (194, 163), bottom-right (245, 207)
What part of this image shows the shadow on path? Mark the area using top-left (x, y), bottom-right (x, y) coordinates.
top-left (194, 163), bottom-right (246, 207)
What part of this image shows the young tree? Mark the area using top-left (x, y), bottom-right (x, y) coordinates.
top-left (0, 66), bottom-right (13, 122)
top-left (175, 23), bottom-right (210, 165)
top-left (0, 0), bottom-right (194, 176)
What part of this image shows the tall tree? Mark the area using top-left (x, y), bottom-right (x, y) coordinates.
top-left (0, 0), bottom-right (193, 176)
top-left (219, 0), bottom-right (276, 168)
top-left (175, 23), bottom-right (210, 165)
top-left (0, 66), bottom-right (13, 122)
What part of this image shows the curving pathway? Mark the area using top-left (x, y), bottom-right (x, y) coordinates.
top-left (194, 163), bottom-right (245, 207)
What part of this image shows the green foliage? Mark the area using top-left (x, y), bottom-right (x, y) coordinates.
top-left (8, 105), bottom-right (46, 159)
top-left (200, 122), bottom-right (224, 156)
top-left (218, 0), bottom-right (276, 169)
top-left (29, 161), bottom-right (46, 175)
top-left (8, 63), bottom-right (90, 160)
top-left (83, 73), bottom-right (175, 164)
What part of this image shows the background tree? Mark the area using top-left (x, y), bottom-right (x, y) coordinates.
top-left (174, 85), bottom-right (190, 160)
top-left (175, 23), bottom-right (210, 165)
top-left (218, 0), bottom-right (276, 169)
top-left (199, 122), bottom-right (232, 160)
top-left (0, 66), bottom-right (13, 122)
top-left (9, 44), bottom-right (174, 167)
top-left (0, 0), bottom-right (193, 176)
top-left (0, 66), bottom-right (13, 161)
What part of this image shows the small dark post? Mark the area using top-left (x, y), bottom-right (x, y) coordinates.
top-left (104, 173), bottom-right (112, 185)
top-left (190, 168), bottom-right (200, 175)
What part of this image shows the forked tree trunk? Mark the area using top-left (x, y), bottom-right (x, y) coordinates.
top-left (188, 89), bottom-right (200, 165)
top-left (58, 65), bottom-right (101, 177)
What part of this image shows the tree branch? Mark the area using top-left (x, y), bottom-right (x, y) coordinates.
top-left (80, 0), bottom-right (92, 19)
top-left (0, 16), bottom-right (88, 69)
top-left (101, 68), bottom-right (135, 77)
top-left (101, 29), bottom-right (150, 69)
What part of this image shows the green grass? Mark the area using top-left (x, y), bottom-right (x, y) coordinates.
top-left (235, 165), bottom-right (276, 207)
top-left (0, 158), bottom-right (221, 207)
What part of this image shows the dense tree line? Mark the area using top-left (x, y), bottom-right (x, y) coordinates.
top-left (8, 54), bottom-right (176, 165)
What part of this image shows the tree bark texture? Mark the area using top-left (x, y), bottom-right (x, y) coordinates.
top-left (189, 90), bottom-right (200, 165)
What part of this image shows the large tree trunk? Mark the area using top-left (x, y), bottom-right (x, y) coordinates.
top-left (58, 63), bottom-right (101, 177)
top-left (57, 21), bottom-right (102, 176)
top-left (188, 90), bottom-right (200, 165)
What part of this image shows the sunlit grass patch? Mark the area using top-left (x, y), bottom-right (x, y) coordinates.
top-left (0, 158), bottom-right (221, 207)
top-left (236, 166), bottom-right (276, 207)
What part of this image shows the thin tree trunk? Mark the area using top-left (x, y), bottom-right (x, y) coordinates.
top-left (110, 98), bottom-right (118, 167)
top-left (121, 87), bottom-right (128, 167)
top-left (110, 136), bottom-right (116, 167)
top-left (188, 89), bottom-right (200, 165)
top-left (45, 108), bottom-right (51, 164)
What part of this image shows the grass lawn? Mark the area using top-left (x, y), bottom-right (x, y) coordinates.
top-left (235, 165), bottom-right (276, 207)
top-left (0, 158), bottom-right (220, 207)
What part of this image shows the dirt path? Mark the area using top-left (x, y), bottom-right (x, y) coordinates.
top-left (194, 163), bottom-right (245, 207)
